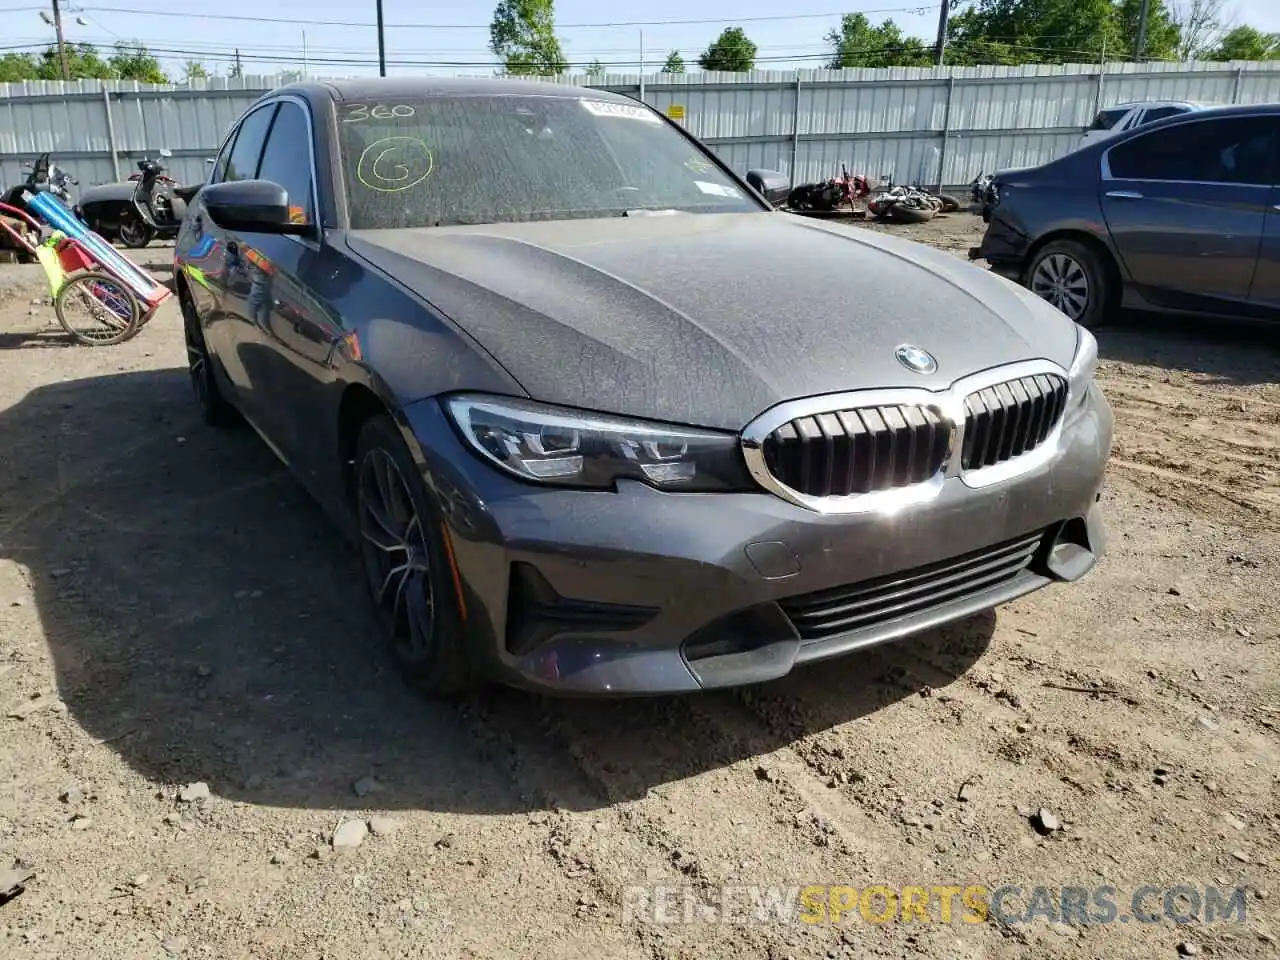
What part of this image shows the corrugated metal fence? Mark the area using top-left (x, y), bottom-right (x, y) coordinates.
top-left (3, 59), bottom-right (1280, 199)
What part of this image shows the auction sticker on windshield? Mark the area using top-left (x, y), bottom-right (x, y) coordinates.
top-left (695, 181), bottom-right (742, 198)
top-left (581, 100), bottom-right (661, 123)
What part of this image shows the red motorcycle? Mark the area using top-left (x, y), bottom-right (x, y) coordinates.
top-left (786, 164), bottom-right (872, 214)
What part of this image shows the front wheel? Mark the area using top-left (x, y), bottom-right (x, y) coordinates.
top-left (885, 202), bottom-right (935, 224)
top-left (1026, 239), bottom-right (1113, 329)
top-left (118, 218), bottom-right (155, 249)
top-left (354, 415), bottom-right (478, 697)
top-left (937, 194), bottom-right (963, 213)
top-left (181, 291), bottom-right (239, 426)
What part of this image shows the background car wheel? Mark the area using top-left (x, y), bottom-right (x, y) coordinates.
top-left (181, 292), bottom-right (239, 427)
top-left (354, 415), bottom-right (477, 698)
top-left (1026, 239), bottom-right (1112, 329)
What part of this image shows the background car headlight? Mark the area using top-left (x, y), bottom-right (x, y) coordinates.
top-left (1067, 325), bottom-right (1098, 411)
top-left (443, 394), bottom-right (755, 492)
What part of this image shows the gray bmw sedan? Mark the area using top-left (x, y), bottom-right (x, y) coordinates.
top-left (173, 77), bottom-right (1113, 697)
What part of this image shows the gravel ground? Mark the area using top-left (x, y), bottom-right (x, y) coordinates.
top-left (0, 216), bottom-right (1276, 960)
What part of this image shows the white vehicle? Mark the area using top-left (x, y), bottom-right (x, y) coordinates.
top-left (1077, 100), bottom-right (1203, 148)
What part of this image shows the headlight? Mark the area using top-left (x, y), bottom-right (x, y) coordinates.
top-left (443, 394), bottom-right (755, 492)
top-left (1067, 325), bottom-right (1098, 411)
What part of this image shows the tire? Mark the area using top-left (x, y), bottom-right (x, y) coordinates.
top-left (180, 288), bottom-right (240, 426)
top-left (354, 414), bottom-right (478, 697)
top-left (54, 271), bottom-right (141, 346)
top-left (885, 202), bottom-right (936, 224)
top-left (937, 194), bottom-right (962, 213)
top-left (118, 219), bottom-right (155, 249)
top-left (1025, 238), bottom-right (1113, 329)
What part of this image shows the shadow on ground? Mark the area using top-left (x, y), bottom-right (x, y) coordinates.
top-left (0, 368), bottom-right (994, 814)
top-left (1098, 310), bottom-right (1280, 386)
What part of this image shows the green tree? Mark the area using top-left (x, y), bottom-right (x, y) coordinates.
top-left (697, 26), bottom-right (757, 71)
top-left (662, 50), bottom-right (685, 73)
top-left (1114, 0), bottom-right (1180, 59)
top-left (945, 0), bottom-right (1184, 64)
top-left (585, 57), bottom-right (605, 76)
top-left (827, 13), bottom-right (933, 67)
top-left (109, 42), bottom-right (168, 83)
top-left (0, 53), bottom-right (39, 82)
top-left (183, 60), bottom-right (209, 81)
top-left (1208, 24), bottom-right (1280, 59)
top-left (36, 42), bottom-right (114, 80)
top-left (489, 0), bottom-right (569, 76)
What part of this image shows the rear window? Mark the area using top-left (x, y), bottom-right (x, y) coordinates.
top-left (1090, 108), bottom-right (1130, 131)
top-left (1139, 105), bottom-right (1190, 124)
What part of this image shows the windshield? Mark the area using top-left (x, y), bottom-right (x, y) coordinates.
top-left (336, 94), bottom-right (761, 229)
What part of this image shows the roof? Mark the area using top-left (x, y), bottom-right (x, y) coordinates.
top-left (1105, 99), bottom-right (1202, 109)
top-left (296, 76), bottom-right (638, 104)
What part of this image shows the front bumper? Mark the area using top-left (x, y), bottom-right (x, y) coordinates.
top-left (401, 386), bottom-right (1113, 696)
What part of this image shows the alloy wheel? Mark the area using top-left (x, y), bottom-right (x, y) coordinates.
top-left (1030, 252), bottom-right (1090, 321)
top-left (357, 447), bottom-right (436, 660)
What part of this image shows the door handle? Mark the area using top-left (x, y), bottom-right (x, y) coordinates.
top-left (1273, 204), bottom-right (1280, 212)
top-left (1106, 190), bottom-right (1144, 199)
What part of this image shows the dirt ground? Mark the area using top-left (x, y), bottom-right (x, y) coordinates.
top-left (0, 217), bottom-right (1276, 960)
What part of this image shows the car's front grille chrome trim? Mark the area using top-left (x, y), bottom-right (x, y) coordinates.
top-left (740, 359), bottom-right (1070, 514)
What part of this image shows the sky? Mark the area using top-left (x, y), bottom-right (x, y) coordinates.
top-left (3, 0), bottom-right (1279, 79)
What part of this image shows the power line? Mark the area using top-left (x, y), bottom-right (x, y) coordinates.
top-left (78, 4), bottom-right (935, 30)
top-left (0, 37), bottom-right (1172, 67)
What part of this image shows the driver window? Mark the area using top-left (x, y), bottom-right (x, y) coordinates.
top-left (255, 102), bottom-right (316, 225)
top-left (223, 104), bottom-right (278, 183)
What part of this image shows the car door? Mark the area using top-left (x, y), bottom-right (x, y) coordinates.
top-left (1247, 157), bottom-right (1280, 315)
top-left (1099, 114), bottom-right (1278, 313)
top-left (201, 102), bottom-right (280, 430)
top-left (178, 131), bottom-right (237, 325)
top-left (241, 98), bottom-right (351, 486)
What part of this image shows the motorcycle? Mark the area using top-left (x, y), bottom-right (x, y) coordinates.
top-left (79, 149), bottom-right (199, 249)
top-left (786, 163), bottom-right (872, 214)
top-left (866, 173), bottom-right (963, 224)
top-left (0, 152), bottom-right (80, 262)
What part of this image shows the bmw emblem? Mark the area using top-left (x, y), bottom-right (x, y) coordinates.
top-left (894, 344), bottom-right (937, 375)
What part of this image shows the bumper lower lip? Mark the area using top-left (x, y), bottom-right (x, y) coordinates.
top-left (403, 386), bottom-right (1114, 696)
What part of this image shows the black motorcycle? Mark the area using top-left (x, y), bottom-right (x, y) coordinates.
top-left (0, 152), bottom-right (79, 261)
top-left (79, 149), bottom-right (199, 249)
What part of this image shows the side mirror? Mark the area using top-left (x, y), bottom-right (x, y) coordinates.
top-left (745, 169), bottom-right (791, 206)
top-left (202, 180), bottom-right (313, 236)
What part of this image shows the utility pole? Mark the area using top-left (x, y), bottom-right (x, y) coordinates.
top-left (1134, 0), bottom-right (1151, 61)
top-left (934, 0), bottom-right (951, 66)
top-left (233, 48), bottom-right (243, 77)
top-left (51, 0), bottom-right (70, 81)
top-left (376, 0), bottom-right (387, 77)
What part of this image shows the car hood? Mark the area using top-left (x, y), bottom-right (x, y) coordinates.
top-left (346, 213), bottom-right (1077, 430)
